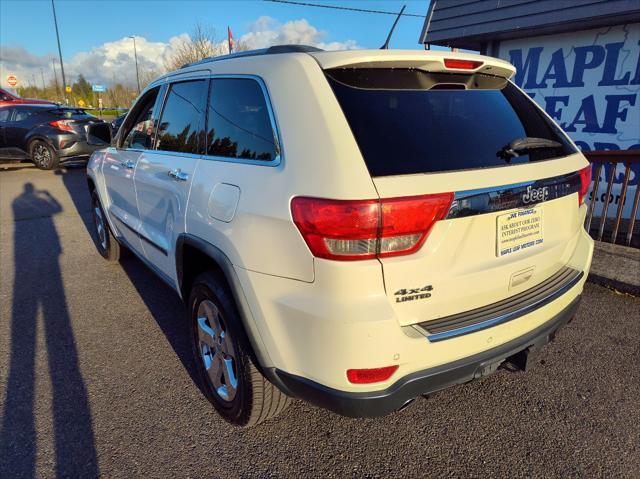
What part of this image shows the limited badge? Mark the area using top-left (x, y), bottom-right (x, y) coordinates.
top-left (394, 285), bottom-right (433, 303)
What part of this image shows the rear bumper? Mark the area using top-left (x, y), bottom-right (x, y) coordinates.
top-left (50, 135), bottom-right (100, 160)
top-left (272, 295), bottom-right (581, 418)
top-left (58, 141), bottom-right (100, 160)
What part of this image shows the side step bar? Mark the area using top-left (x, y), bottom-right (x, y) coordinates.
top-left (412, 266), bottom-right (583, 342)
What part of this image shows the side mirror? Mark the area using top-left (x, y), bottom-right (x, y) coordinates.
top-left (87, 122), bottom-right (112, 146)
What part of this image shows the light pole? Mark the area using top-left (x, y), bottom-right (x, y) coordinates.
top-left (129, 36), bottom-right (141, 94)
top-left (51, 0), bottom-right (67, 101)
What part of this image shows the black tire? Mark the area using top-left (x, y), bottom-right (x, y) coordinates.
top-left (90, 190), bottom-right (121, 262)
top-left (29, 139), bottom-right (60, 170)
top-left (189, 271), bottom-right (290, 427)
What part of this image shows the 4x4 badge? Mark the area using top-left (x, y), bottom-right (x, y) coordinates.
top-left (394, 285), bottom-right (433, 303)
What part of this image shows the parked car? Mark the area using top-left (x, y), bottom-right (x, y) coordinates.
top-left (86, 46), bottom-right (594, 427)
top-left (109, 113), bottom-right (127, 137)
top-left (0, 104), bottom-right (106, 169)
top-left (0, 87), bottom-right (56, 106)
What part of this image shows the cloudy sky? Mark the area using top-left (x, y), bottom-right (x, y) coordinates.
top-left (0, 0), bottom-right (429, 89)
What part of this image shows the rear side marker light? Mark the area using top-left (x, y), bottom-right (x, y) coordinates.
top-left (444, 59), bottom-right (483, 70)
top-left (578, 164), bottom-right (592, 205)
top-left (347, 365), bottom-right (398, 384)
top-left (49, 120), bottom-right (74, 132)
top-left (291, 193), bottom-right (453, 261)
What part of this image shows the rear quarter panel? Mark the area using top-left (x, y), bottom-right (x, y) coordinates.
top-left (185, 53), bottom-right (380, 282)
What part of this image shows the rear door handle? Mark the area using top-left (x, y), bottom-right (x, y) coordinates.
top-left (168, 168), bottom-right (188, 181)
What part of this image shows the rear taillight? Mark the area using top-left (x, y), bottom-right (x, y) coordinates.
top-left (291, 193), bottom-right (453, 261)
top-left (48, 120), bottom-right (74, 132)
top-left (347, 365), bottom-right (398, 384)
top-left (578, 164), bottom-right (592, 205)
top-left (444, 59), bottom-right (483, 70)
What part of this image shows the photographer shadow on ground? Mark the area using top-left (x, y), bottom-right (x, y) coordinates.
top-left (0, 182), bottom-right (98, 477)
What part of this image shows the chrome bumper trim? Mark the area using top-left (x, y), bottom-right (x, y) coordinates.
top-left (414, 266), bottom-right (583, 342)
top-left (446, 171), bottom-right (582, 219)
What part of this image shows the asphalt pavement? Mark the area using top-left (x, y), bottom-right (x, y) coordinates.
top-left (0, 163), bottom-right (638, 479)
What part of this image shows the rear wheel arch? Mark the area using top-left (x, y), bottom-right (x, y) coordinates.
top-left (26, 134), bottom-right (54, 151)
top-left (176, 234), bottom-right (275, 370)
top-left (177, 235), bottom-right (230, 302)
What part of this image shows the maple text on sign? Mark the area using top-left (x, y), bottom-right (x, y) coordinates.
top-left (500, 25), bottom-right (639, 153)
top-left (499, 25), bottom-right (639, 218)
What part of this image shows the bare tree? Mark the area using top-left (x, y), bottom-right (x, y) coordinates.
top-left (105, 77), bottom-right (137, 109)
top-left (139, 69), bottom-right (162, 90)
top-left (164, 23), bottom-right (246, 72)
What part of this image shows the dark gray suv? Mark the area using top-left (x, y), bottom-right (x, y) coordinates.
top-left (0, 104), bottom-right (105, 169)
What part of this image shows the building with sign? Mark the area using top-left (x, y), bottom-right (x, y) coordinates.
top-left (420, 0), bottom-right (640, 223)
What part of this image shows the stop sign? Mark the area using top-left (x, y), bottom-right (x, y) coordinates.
top-left (7, 75), bottom-right (17, 87)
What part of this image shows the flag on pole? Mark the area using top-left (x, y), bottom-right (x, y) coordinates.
top-left (228, 26), bottom-right (234, 54)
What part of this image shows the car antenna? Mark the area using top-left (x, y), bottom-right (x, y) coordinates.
top-left (381, 5), bottom-right (406, 49)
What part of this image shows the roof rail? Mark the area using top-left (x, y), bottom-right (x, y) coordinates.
top-left (265, 45), bottom-right (324, 54)
top-left (180, 44), bottom-right (324, 69)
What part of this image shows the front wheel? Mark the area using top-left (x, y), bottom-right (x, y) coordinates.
top-left (91, 190), bottom-right (121, 262)
top-left (189, 271), bottom-right (290, 427)
top-left (29, 140), bottom-right (59, 170)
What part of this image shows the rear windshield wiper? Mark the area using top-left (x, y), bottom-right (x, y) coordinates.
top-left (497, 137), bottom-right (562, 162)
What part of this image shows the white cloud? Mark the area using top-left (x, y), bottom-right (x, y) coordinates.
top-left (0, 17), bottom-right (358, 89)
top-left (239, 16), bottom-right (358, 51)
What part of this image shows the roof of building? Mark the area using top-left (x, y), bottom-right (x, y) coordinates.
top-left (420, 0), bottom-right (640, 51)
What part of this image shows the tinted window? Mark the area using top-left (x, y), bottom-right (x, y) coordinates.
top-left (327, 69), bottom-right (576, 177)
top-left (156, 80), bottom-right (207, 154)
top-left (50, 108), bottom-right (90, 118)
top-left (13, 107), bottom-right (37, 122)
top-left (121, 87), bottom-right (160, 150)
top-left (206, 79), bottom-right (278, 161)
top-left (0, 108), bottom-right (10, 122)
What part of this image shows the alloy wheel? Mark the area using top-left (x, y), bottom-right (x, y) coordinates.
top-left (92, 203), bottom-right (108, 250)
top-left (33, 143), bottom-right (52, 168)
top-left (197, 299), bottom-right (238, 402)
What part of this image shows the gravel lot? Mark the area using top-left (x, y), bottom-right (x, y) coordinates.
top-left (0, 164), bottom-right (638, 479)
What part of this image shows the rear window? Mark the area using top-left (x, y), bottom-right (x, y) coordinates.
top-left (326, 68), bottom-right (576, 177)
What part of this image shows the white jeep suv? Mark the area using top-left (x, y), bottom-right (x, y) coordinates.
top-left (87, 45), bottom-right (594, 426)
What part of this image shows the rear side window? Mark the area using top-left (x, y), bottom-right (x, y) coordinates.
top-left (156, 80), bottom-right (208, 154)
top-left (206, 78), bottom-right (278, 161)
top-left (326, 68), bottom-right (576, 177)
top-left (13, 108), bottom-right (37, 122)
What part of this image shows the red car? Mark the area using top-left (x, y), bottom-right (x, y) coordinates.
top-left (0, 88), bottom-right (56, 107)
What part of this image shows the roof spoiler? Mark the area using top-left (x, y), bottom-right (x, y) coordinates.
top-left (309, 51), bottom-right (516, 80)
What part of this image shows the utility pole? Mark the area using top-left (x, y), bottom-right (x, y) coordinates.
top-left (51, 0), bottom-right (67, 100)
top-left (52, 58), bottom-right (61, 101)
top-left (40, 68), bottom-right (46, 91)
top-left (129, 36), bottom-right (141, 94)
